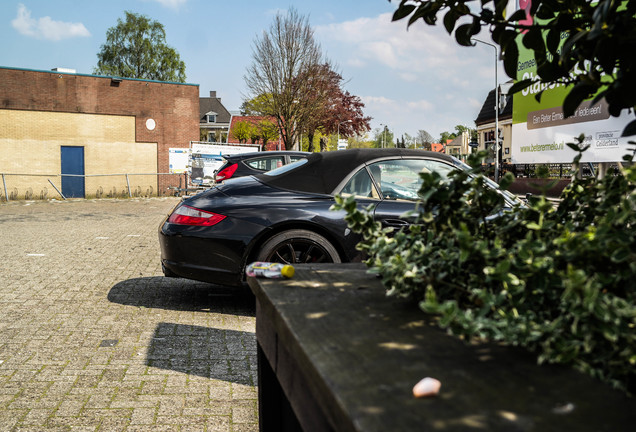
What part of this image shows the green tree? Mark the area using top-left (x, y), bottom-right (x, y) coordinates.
top-left (231, 121), bottom-right (254, 144)
top-left (454, 125), bottom-right (475, 138)
top-left (94, 11), bottom-right (186, 82)
top-left (438, 125), bottom-right (476, 144)
top-left (374, 126), bottom-right (394, 148)
top-left (240, 94), bottom-right (273, 116)
top-left (248, 126), bottom-right (261, 144)
top-left (416, 129), bottom-right (434, 150)
top-left (439, 130), bottom-right (457, 144)
top-left (391, 0), bottom-right (636, 135)
top-left (346, 135), bottom-right (375, 149)
top-left (258, 119), bottom-right (279, 146)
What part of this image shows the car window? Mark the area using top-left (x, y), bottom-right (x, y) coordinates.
top-left (340, 167), bottom-right (380, 199)
top-left (289, 155), bottom-right (306, 163)
top-left (367, 159), bottom-right (456, 201)
top-left (262, 158), bottom-right (308, 176)
top-left (245, 156), bottom-right (285, 171)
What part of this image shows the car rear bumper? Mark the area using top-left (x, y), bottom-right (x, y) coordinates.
top-left (158, 216), bottom-right (267, 287)
top-left (160, 258), bottom-right (244, 287)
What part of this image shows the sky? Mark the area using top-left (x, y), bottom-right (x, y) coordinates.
top-left (0, 0), bottom-right (508, 141)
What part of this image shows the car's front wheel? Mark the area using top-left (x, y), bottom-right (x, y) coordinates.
top-left (257, 229), bottom-right (341, 264)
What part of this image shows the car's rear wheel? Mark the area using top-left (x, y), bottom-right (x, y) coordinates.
top-left (257, 229), bottom-right (341, 264)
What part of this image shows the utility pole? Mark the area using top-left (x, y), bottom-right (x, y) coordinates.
top-left (473, 38), bottom-right (499, 183)
top-left (379, 124), bottom-right (385, 148)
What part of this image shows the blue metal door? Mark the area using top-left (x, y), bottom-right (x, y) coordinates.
top-left (61, 146), bottom-right (85, 198)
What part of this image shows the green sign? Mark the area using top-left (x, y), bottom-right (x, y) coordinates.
top-left (510, 0), bottom-right (631, 163)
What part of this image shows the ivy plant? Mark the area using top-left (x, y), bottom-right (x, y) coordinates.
top-left (333, 143), bottom-right (636, 394)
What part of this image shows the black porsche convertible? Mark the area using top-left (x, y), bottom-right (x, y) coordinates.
top-left (159, 148), bottom-right (519, 287)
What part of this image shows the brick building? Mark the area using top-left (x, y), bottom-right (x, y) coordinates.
top-left (0, 66), bottom-right (199, 199)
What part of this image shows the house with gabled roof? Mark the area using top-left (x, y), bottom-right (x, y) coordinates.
top-left (475, 82), bottom-right (514, 164)
top-left (430, 142), bottom-right (445, 153)
top-left (199, 91), bottom-right (232, 143)
top-left (445, 134), bottom-right (471, 161)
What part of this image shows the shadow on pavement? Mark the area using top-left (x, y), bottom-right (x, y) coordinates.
top-left (107, 276), bottom-right (255, 316)
top-left (108, 278), bottom-right (257, 384)
top-left (146, 322), bottom-right (256, 385)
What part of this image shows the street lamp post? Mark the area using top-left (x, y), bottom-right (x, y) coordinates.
top-left (473, 38), bottom-right (499, 183)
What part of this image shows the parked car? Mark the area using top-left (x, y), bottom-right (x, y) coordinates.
top-left (159, 148), bottom-right (521, 287)
top-left (214, 150), bottom-right (310, 182)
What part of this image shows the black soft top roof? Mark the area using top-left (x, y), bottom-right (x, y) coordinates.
top-left (255, 148), bottom-right (455, 195)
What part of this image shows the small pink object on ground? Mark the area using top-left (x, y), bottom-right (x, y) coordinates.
top-left (412, 377), bottom-right (441, 398)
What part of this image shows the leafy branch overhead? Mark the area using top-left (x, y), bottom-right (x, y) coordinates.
top-left (390, 0), bottom-right (636, 136)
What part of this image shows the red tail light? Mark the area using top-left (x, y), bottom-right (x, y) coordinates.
top-left (168, 205), bottom-right (226, 226)
top-left (215, 163), bottom-right (238, 181)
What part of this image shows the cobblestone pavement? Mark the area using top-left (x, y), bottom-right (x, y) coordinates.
top-left (0, 197), bottom-right (258, 432)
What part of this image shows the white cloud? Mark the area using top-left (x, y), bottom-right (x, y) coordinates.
top-left (363, 95), bottom-right (433, 113)
top-left (315, 12), bottom-right (504, 138)
top-left (361, 95), bottom-right (435, 136)
top-left (398, 71), bottom-right (419, 82)
top-left (362, 95), bottom-right (400, 113)
top-left (467, 97), bottom-right (484, 110)
top-left (316, 13), bottom-right (467, 74)
top-left (407, 99), bottom-right (435, 112)
top-left (12, 4), bottom-right (90, 41)
top-left (152, 0), bottom-right (188, 8)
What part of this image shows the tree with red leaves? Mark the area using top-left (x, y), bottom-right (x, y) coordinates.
top-left (300, 64), bottom-right (372, 152)
top-left (244, 9), bottom-right (371, 151)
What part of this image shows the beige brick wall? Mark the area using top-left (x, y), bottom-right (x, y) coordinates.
top-left (0, 109), bottom-right (158, 200)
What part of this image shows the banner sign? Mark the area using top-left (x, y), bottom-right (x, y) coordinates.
top-left (190, 143), bottom-right (261, 185)
top-left (191, 143), bottom-right (260, 156)
top-left (168, 148), bottom-right (191, 174)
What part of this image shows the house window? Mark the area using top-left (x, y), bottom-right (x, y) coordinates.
top-left (207, 114), bottom-right (216, 123)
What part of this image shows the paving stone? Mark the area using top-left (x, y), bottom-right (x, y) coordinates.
top-left (0, 198), bottom-right (258, 430)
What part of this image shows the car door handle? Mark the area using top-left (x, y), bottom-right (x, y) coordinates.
top-left (382, 219), bottom-right (410, 227)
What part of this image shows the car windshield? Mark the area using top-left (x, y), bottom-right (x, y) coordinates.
top-left (339, 158), bottom-right (457, 202)
top-left (452, 158), bottom-right (522, 206)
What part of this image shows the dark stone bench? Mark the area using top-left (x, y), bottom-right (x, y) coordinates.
top-left (249, 263), bottom-right (635, 431)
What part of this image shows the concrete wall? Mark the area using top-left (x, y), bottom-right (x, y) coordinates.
top-left (0, 67), bottom-right (199, 199)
